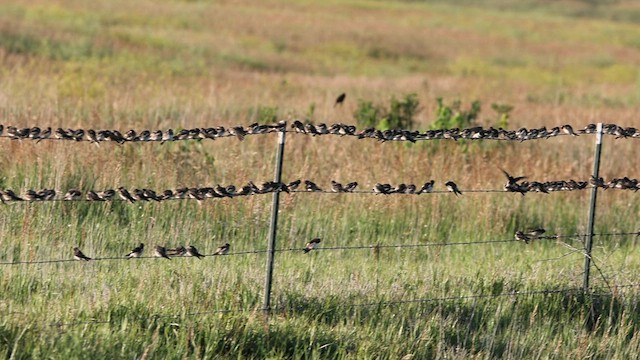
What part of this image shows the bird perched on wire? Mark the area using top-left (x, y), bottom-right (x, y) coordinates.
top-left (561, 124), bottom-right (579, 136)
top-left (154, 245), bottom-right (172, 260)
top-left (126, 243), bottom-right (144, 258)
top-left (419, 180), bottom-right (435, 194)
top-left (445, 181), bottom-right (463, 196)
top-left (526, 228), bottom-right (546, 239)
top-left (213, 243), bottom-right (230, 255)
top-left (186, 245), bottom-right (205, 259)
top-left (515, 231), bottom-right (531, 244)
top-left (73, 247), bottom-right (92, 261)
top-left (334, 93), bottom-right (346, 107)
top-left (304, 238), bottom-right (322, 253)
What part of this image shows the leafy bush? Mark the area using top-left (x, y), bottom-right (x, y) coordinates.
top-left (429, 97), bottom-right (481, 130)
top-left (353, 93), bottom-right (420, 130)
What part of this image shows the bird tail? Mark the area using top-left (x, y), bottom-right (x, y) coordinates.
top-left (303, 248), bottom-right (311, 253)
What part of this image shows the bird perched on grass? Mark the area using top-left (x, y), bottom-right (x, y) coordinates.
top-left (154, 245), bottom-right (172, 260)
top-left (334, 93), bottom-right (346, 107)
top-left (213, 243), bottom-right (230, 255)
top-left (73, 247), bottom-right (91, 261)
top-left (445, 181), bottom-right (462, 196)
top-left (126, 243), bottom-right (144, 258)
top-left (186, 245), bottom-right (205, 259)
top-left (304, 238), bottom-right (322, 253)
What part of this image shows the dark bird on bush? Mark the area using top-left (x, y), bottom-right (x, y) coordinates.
top-left (73, 247), bottom-right (91, 261)
top-left (126, 243), bottom-right (144, 258)
top-left (186, 245), bottom-right (205, 259)
top-left (334, 93), bottom-right (346, 107)
top-left (213, 243), bottom-right (230, 255)
top-left (445, 181), bottom-right (462, 196)
top-left (154, 245), bottom-right (172, 260)
top-left (304, 238), bottom-right (322, 253)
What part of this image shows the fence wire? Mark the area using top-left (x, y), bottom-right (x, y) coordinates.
top-left (1, 231), bottom-right (636, 266)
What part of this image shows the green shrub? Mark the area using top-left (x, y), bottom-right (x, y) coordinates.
top-left (353, 93), bottom-right (420, 130)
top-left (429, 97), bottom-right (481, 130)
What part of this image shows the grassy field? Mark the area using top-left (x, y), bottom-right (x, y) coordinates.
top-left (2, 0), bottom-right (640, 358)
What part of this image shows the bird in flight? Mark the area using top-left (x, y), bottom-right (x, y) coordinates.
top-left (304, 238), bottom-right (322, 253)
top-left (73, 247), bottom-right (91, 261)
top-left (334, 93), bottom-right (346, 107)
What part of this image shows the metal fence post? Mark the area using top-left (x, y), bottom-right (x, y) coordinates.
top-left (583, 122), bottom-right (603, 292)
top-left (263, 123), bottom-right (286, 313)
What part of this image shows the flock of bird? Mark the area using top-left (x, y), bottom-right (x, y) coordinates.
top-left (501, 170), bottom-right (640, 195)
top-left (0, 122), bottom-right (637, 144)
top-left (2, 174), bottom-right (640, 204)
top-left (72, 238), bottom-right (323, 261)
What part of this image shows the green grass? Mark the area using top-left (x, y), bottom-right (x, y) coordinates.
top-left (2, 0), bottom-right (640, 357)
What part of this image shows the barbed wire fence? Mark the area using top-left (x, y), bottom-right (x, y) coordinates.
top-left (0, 120), bottom-right (635, 322)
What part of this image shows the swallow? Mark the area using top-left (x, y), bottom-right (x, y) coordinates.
top-left (334, 93), bottom-right (346, 107)
top-left (99, 189), bottom-right (115, 201)
top-left (87, 129), bottom-right (100, 146)
top-left (231, 126), bottom-right (247, 141)
top-left (213, 243), bottom-right (230, 255)
top-left (169, 246), bottom-right (187, 256)
top-left (292, 120), bottom-right (306, 133)
top-left (515, 231), bottom-right (531, 244)
top-left (394, 183), bottom-right (407, 194)
top-left (331, 181), bottom-right (344, 193)
top-left (36, 127), bottom-right (51, 143)
top-left (445, 181), bottom-right (462, 196)
top-left (86, 190), bottom-right (102, 201)
top-left (3, 189), bottom-right (23, 201)
top-left (500, 168), bottom-right (526, 186)
top-left (73, 247), bottom-right (92, 261)
top-left (373, 183), bottom-right (393, 195)
top-left (405, 184), bottom-right (417, 194)
top-left (186, 245), bottom-right (205, 259)
top-left (526, 228), bottom-right (546, 238)
top-left (419, 180), bottom-right (435, 194)
top-left (154, 245), bottom-right (172, 260)
top-left (304, 180), bottom-right (322, 192)
top-left (161, 129), bottom-right (174, 144)
top-left (24, 190), bottom-right (40, 201)
top-left (126, 243), bottom-right (144, 258)
top-left (64, 189), bottom-right (82, 201)
top-left (561, 124), bottom-right (579, 136)
top-left (287, 179), bottom-right (301, 191)
top-left (117, 187), bottom-right (136, 203)
top-left (304, 238), bottom-right (321, 253)
top-left (344, 182), bottom-right (358, 192)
